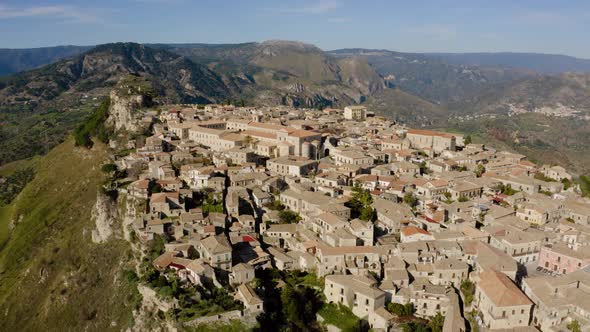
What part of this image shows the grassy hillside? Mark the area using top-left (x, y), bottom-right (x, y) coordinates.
top-left (0, 43), bottom-right (233, 166)
top-left (329, 48), bottom-right (532, 104)
top-left (446, 113), bottom-right (590, 175)
top-left (449, 73), bottom-right (590, 116)
top-left (0, 139), bottom-right (138, 331)
top-left (168, 40), bottom-right (386, 107)
top-left (0, 46), bottom-right (92, 77)
top-left (365, 88), bottom-right (446, 126)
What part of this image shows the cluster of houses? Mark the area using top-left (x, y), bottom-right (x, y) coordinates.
top-left (115, 103), bottom-right (590, 331)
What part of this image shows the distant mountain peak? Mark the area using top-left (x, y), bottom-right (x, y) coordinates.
top-left (258, 40), bottom-right (323, 54)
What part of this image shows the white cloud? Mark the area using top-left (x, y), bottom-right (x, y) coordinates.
top-left (0, 4), bottom-right (101, 23)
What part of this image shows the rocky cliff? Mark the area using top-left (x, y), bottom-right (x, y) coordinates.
top-left (105, 75), bottom-right (156, 136)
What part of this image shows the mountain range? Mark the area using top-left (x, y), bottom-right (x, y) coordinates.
top-left (1, 39), bottom-right (590, 331)
top-left (1, 41), bottom-right (590, 173)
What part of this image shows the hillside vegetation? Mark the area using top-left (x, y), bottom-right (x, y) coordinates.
top-left (329, 48), bottom-right (533, 103)
top-left (0, 43), bottom-right (233, 166)
top-left (1, 40), bottom-right (590, 178)
top-left (449, 73), bottom-right (590, 115)
top-left (169, 40), bottom-right (386, 107)
top-left (0, 46), bottom-right (91, 77)
top-left (0, 139), bottom-right (138, 331)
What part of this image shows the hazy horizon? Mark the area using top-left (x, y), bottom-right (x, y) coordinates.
top-left (1, 0), bottom-right (590, 58)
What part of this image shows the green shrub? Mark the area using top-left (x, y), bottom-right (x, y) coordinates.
top-left (278, 210), bottom-right (302, 224)
top-left (74, 98), bottom-right (112, 148)
top-left (101, 164), bottom-right (117, 173)
top-left (0, 167), bottom-right (35, 206)
top-left (460, 279), bottom-right (476, 306)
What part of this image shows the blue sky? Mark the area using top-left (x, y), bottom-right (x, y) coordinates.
top-left (1, 0), bottom-right (589, 58)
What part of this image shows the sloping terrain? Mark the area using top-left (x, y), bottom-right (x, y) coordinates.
top-left (329, 48), bottom-right (533, 104)
top-left (0, 45), bottom-right (91, 76)
top-left (0, 41), bottom-right (391, 166)
top-left (427, 52), bottom-right (590, 74)
top-left (0, 43), bottom-right (236, 165)
top-left (0, 42), bottom-right (231, 108)
top-left (448, 114), bottom-right (590, 175)
top-left (1, 40), bottom-right (590, 176)
top-left (168, 40), bottom-right (386, 107)
top-left (448, 73), bottom-right (590, 115)
top-left (445, 73), bottom-right (590, 175)
top-left (0, 139), bottom-right (139, 331)
top-left (365, 88), bottom-right (446, 125)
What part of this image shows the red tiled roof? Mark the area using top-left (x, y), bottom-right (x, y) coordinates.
top-left (401, 226), bottom-right (432, 237)
top-left (243, 235), bottom-right (256, 242)
top-left (289, 129), bottom-right (320, 138)
top-left (407, 129), bottom-right (454, 139)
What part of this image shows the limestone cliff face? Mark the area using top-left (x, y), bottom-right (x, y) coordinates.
top-left (106, 89), bottom-right (150, 134)
top-left (91, 192), bottom-right (118, 243)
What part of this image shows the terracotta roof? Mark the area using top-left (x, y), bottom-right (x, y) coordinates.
top-left (401, 226), bottom-right (432, 237)
top-left (407, 129), bottom-right (454, 139)
top-left (150, 191), bottom-right (180, 203)
top-left (221, 133), bottom-right (244, 141)
top-left (478, 270), bottom-right (532, 307)
top-left (242, 130), bottom-right (277, 139)
top-left (203, 225), bottom-right (216, 233)
top-left (249, 122), bottom-right (294, 133)
top-left (289, 129), bottom-right (320, 138)
top-left (131, 179), bottom-right (150, 189)
top-left (319, 245), bottom-right (380, 256)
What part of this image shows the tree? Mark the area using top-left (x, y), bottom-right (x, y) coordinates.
top-left (347, 184), bottom-right (375, 221)
top-left (359, 206), bottom-right (375, 222)
top-left (579, 175), bottom-right (590, 197)
top-left (460, 279), bottom-right (476, 306)
top-left (0, 167), bottom-right (35, 206)
top-left (387, 302), bottom-right (415, 317)
top-left (402, 302), bottom-right (415, 316)
top-left (387, 302), bottom-right (405, 316)
top-left (281, 284), bottom-right (322, 330)
top-left (101, 163), bottom-right (117, 173)
top-left (187, 246), bottom-right (200, 259)
top-left (401, 322), bottom-right (429, 332)
top-left (474, 163), bottom-right (486, 177)
top-left (443, 191), bottom-right (452, 202)
top-left (419, 161), bottom-right (429, 174)
top-left (403, 192), bottom-right (416, 208)
top-left (429, 312), bottom-right (445, 332)
top-left (495, 183), bottom-right (517, 196)
top-left (458, 195), bottom-right (469, 202)
top-left (265, 199), bottom-right (285, 211)
top-left (244, 135), bottom-right (253, 146)
top-left (74, 98), bottom-right (112, 148)
top-left (567, 320), bottom-right (581, 332)
top-left (279, 210), bottom-right (302, 224)
top-left (464, 135), bottom-right (472, 145)
top-left (562, 178), bottom-right (573, 190)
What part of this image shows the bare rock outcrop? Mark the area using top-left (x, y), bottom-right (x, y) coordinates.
top-left (91, 193), bottom-right (118, 243)
top-left (106, 90), bottom-right (149, 134)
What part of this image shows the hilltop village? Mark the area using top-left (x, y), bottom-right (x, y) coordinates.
top-left (110, 101), bottom-right (590, 332)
